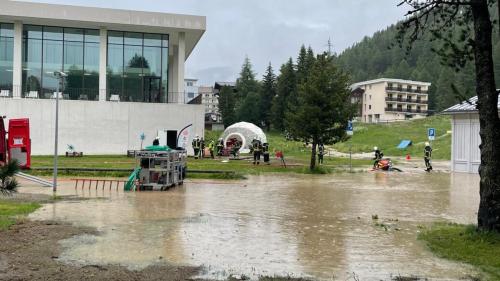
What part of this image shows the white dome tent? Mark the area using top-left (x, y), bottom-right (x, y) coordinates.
top-left (221, 122), bottom-right (267, 154)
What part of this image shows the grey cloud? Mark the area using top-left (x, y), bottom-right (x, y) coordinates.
top-left (25, 0), bottom-right (407, 85)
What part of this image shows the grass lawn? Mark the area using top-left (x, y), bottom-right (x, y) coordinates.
top-left (29, 132), bottom-right (372, 178)
top-left (0, 200), bottom-right (41, 230)
top-left (332, 115), bottom-right (452, 160)
top-left (419, 223), bottom-right (500, 280)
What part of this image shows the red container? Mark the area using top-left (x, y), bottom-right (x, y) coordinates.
top-left (0, 116), bottom-right (6, 164)
top-left (8, 118), bottom-right (31, 169)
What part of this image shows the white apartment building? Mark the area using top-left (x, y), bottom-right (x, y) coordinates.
top-left (351, 78), bottom-right (431, 123)
top-left (199, 86), bottom-right (219, 114)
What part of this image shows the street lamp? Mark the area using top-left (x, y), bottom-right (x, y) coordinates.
top-left (52, 71), bottom-right (67, 195)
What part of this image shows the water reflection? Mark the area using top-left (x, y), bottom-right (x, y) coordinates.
top-left (23, 172), bottom-right (480, 280)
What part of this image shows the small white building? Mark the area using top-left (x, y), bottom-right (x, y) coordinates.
top-left (184, 78), bottom-right (199, 104)
top-left (443, 95), bottom-right (500, 173)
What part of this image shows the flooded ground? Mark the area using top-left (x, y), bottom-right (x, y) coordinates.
top-left (22, 171), bottom-right (480, 280)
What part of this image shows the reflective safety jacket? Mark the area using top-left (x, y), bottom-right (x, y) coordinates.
top-left (192, 138), bottom-right (201, 149)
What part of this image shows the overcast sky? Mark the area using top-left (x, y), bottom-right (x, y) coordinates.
top-left (26, 0), bottom-right (408, 85)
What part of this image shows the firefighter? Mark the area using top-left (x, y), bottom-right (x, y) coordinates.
top-left (318, 143), bottom-right (325, 165)
top-left (200, 137), bottom-right (206, 158)
top-left (373, 146), bottom-right (383, 169)
top-left (192, 135), bottom-right (201, 159)
top-left (231, 138), bottom-right (241, 159)
top-left (216, 138), bottom-right (224, 156)
top-left (252, 138), bottom-right (262, 165)
top-left (208, 140), bottom-right (215, 159)
top-left (152, 137), bottom-right (160, 146)
top-left (424, 142), bottom-right (433, 172)
top-left (262, 143), bottom-right (270, 165)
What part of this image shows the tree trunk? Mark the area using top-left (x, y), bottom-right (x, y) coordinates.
top-left (310, 141), bottom-right (317, 170)
top-left (472, 0), bottom-right (500, 232)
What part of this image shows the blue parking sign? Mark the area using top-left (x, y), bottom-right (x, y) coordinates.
top-left (346, 121), bottom-right (353, 136)
top-left (428, 128), bottom-right (435, 141)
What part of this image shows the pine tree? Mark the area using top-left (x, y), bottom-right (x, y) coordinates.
top-left (272, 58), bottom-right (296, 131)
top-left (235, 57), bottom-right (260, 124)
top-left (218, 86), bottom-right (237, 128)
top-left (260, 63), bottom-right (277, 131)
top-left (286, 54), bottom-right (353, 170)
top-left (236, 57), bottom-right (260, 102)
top-left (435, 68), bottom-right (457, 111)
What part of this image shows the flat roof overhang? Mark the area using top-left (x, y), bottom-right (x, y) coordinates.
top-left (0, 0), bottom-right (206, 58)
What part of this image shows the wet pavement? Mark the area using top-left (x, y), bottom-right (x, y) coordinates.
top-left (22, 171), bottom-right (480, 280)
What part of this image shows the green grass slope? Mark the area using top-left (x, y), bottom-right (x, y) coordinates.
top-left (333, 115), bottom-right (452, 160)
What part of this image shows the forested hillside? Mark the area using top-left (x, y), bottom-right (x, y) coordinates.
top-left (336, 24), bottom-right (500, 111)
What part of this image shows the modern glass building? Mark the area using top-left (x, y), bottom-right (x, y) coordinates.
top-left (0, 1), bottom-right (206, 156)
top-left (0, 0), bottom-right (205, 103)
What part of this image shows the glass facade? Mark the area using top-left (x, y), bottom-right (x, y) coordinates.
top-left (107, 31), bottom-right (169, 102)
top-left (22, 25), bottom-right (100, 100)
top-left (0, 23), bottom-right (14, 94)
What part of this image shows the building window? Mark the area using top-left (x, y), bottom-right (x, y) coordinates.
top-left (407, 85), bottom-right (412, 92)
top-left (107, 31), bottom-right (169, 103)
top-left (21, 25), bottom-right (100, 100)
top-left (369, 105), bottom-right (372, 110)
top-left (0, 23), bottom-right (14, 94)
top-left (187, 92), bottom-right (194, 98)
top-left (369, 95), bottom-right (372, 100)
top-left (187, 81), bottom-right (193, 87)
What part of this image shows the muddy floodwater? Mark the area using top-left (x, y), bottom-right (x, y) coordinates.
top-left (24, 171), bottom-right (480, 280)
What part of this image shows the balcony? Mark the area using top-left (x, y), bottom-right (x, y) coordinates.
top-left (386, 87), bottom-right (428, 94)
top-left (385, 97), bottom-right (428, 104)
top-left (385, 107), bottom-right (428, 114)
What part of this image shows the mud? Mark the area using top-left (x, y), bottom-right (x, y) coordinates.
top-left (18, 171), bottom-right (482, 280)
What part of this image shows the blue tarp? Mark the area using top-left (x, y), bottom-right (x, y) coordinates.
top-left (397, 140), bottom-right (412, 149)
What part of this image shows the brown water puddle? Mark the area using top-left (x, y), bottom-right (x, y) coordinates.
top-left (23, 171), bottom-right (480, 280)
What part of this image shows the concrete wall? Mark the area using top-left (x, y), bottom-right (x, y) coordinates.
top-left (1, 99), bottom-right (204, 155)
top-left (452, 113), bottom-right (480, 173)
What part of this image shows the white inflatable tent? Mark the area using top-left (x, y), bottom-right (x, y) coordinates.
top-left (221, 122), bottom-right (267, 153)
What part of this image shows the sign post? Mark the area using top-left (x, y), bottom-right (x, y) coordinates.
top-left (140, 133), bottom-right (145, 150)
top-left (346, 121), bottom-right (354, 173)
top-left (428, 128), bottom-right (436, 141)
top-left (428, 128), bottom-right (436, 149)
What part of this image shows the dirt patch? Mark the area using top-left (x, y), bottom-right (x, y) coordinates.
top-left (0, 220), bottom-right (200, 281)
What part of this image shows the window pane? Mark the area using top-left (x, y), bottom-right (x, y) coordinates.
top-left (22, 38), bottom-right (43, 94)
top-left (108, 31), bottom-right (123, 45)
top-left (107, 43), bottom-right (123, 98)
top-left (0, 24), bottom-right (14, 38)
top-left (84, 42), bottom-right (99, 100)
top-left (161, 47), bottom-right (168, 103)
top-left (143, 46), bottom-right (161, 77)
top-left (124, 32), bottom-right (142, 46)
top-left (144, 33), bottom-right (161, 47)
top-left (64, 40), bottom-right (83, 99)
top-left (85, 29), bottom-right (100, 43)
top-left (42, 40), bottom-right (63, 97)
top-left (162, 35), bottom-right (169, 48)
top-left (0, 37), bottom-right (13, 91)
top-left (124, 45), bottom-right (143, 101)
top-left (23, 25), bottom-right (42, 39)
top-left (43, 26), bottom-right (63, 40)
top-left (64, 28), bottom-right (84, 42)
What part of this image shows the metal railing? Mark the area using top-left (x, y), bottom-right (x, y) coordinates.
top-left (385, 96), bottom-right (429, 104)
top-left (385, 107), bottom-right (428, 114)
top-left (0, 86), bottom-right (191, 104)
top-left (385, 87), bottom-right (428, 94)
